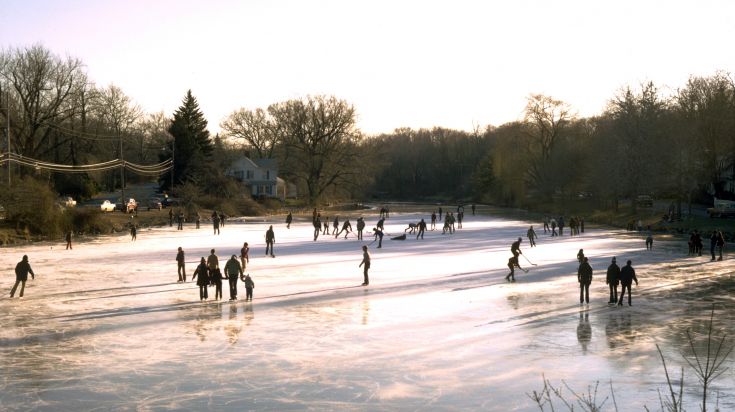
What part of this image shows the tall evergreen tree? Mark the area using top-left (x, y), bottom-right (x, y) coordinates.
top-left (167, 90), bottom-right (212, 185)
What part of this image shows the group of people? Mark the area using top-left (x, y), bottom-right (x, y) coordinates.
top-left (688, 229), bottom-right (726, 261)
top-left (576, 249), bottom-right (639, 306)
top-left (542, 215), bottom-right (585, 237)
top-left (177, 246), bottom-right (255, 302)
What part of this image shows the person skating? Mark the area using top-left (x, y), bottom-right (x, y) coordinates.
top-left (322, 216), bottom-right (329, 235)
top-left (457, 212), bottom-right (463, 229)
top-left (336, 219), bottom-right (352, 239)
top-left (265, 225), bottom-right (275, 257)
top-left (377, 217), bottom-right (385, 231)
top-left (527, 226), bottom-right (537, 247)
top-left (578, 257), bottom-right (593, 304)
top-left (716, 230), bottom-right (725, 261)
top-left (219, 212), bottom-right (226, 228)
top-left (558, 216), bottom-right (565, 236)
top-left (694, 230), bottom-right (703, 256)
top-left (543, 217), bottom-right (549, 234)
top-left (195, 212), bottom-right (201, 229)
top-left (332, 216), bottom-right (339, 235)
top-left (9, 255), bottom-right (35, 298)
top-left (192, 257), bottom-right (209, 301)
top-left (313, 216), bottom-right (322, 241)
top-left (356, 217), bottom-right (365, 240)
top-left (431, 212), bottom-right (437, 230)
top-left (606, 257), bottom-right (620, 304)
top-left (240, 242), bottom-right (250, 270)
top-left (438, 207), bottom-right (443, 221)
top-left (577, 249), bottom-right (585, 264)
top-left (286, 212), bottom-right (293, 229)
top-left (511, 237), bottom-right (522, 260)
top-left (416, 219), bottom-right (427, 239)
top-left (168, 208), bottom-right (174, 227)
top-left (242, 273), bottom-right (255, 301)
top-left (359, 245), bottom-right (371, 286)
top-left (645, 232), bottom-right (653, 250)
top-left (471, 204), bottom-right (476, 215)
top-left (176, 247), bottom-right (186, 282)
top-left (710, 230), bottom-right (718, 261)
top-left (212, 264), bottom-right (224, 301)
top-left (373, 227), bottom-right (384, 248)
top-left (65, 230), bottom-right (73, 250)
top-left (130, 225), bottom-right (137, 241)
top-left (550, 218), bottom-right (557, 236)
top-left (212, 211), bottom-right (220, 235)
top-left (177, 210), bottom-right (184, 230)
top-left (449, 212), bottom-right (456, 233)
top-left (224, 255), bottom-right (243, 301)
top-left (207, 249), bottom-right (219, 287)
top-left (505, 256), bottom-right (522, 282)
top-left (617, 260), bottom-right (638, 306)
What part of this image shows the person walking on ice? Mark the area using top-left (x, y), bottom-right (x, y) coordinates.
top-left (359, 245), bottom-right (371, 286)
top-left (176, 247), bottom-right (186, 282)
top-left (645, 232), bottom-right (653, 250)
top-left (242, 274), bottom-right (255, 301)
top-left (286, 211), bottom-right (293, 229)
top-left (9, 255), bottom-right (36, 298)
top-left (265, 225), bottom-right (276, 257)
top-left (356, 217), bottom-right (365, 240)
top-left (416, 219), bottom-right (427, 239)
top-left (240, 242), bottom-right (249, 270)
top-left (224, 255), bottom-right (243, 301)
top-left (313, 216), bottom-right (321, 241)
top-left (617, 260), bottom-right (639, 306)
top-left (192, 257), bottom-right (209, 301)
top-left (527, 226), bottom-right (537, 247)
top-left (606, 257), bottom-right (620, 304)
top-left (65, 230), bottom-right (73, 250)
top-left (578, 257), bottom-right (593, 304)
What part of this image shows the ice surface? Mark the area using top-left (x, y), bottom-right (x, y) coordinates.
top-left (1, 210), bottom-right (734, 411)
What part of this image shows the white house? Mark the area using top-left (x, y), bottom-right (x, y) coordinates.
top-left (227, 157), bottom-right (278, 198)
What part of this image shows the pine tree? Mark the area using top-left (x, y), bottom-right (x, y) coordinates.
top-left (167, 90), bottom-right (212, 185)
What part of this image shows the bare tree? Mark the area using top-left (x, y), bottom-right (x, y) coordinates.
top-left (220, 107), bottom-right (278, 158)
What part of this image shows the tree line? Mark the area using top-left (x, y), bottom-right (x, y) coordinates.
top-left (2, 44), bottom-right (735, 214)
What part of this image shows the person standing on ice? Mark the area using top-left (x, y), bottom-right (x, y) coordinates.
top-left (438, 207), bottom-right (443, 221)
top-left (710, 230), bottom-right (718, 261)
top-left (336, 219), bottom-right (352, 239)
top-left (356, 217), bottom-right (365, 240)
top-left (240, 242), bottom-right (250, 270)
top-left (168, 208), bottom-right (174, 227)
top-left (212, 211), bottom-right (220, 235)
top-left (242, 274), bottom-right (255, 301)
top-left (177, 210), bottom-right (184, 230)
top-left (265, 225), bottom-right (275, 257)
top-left (313, 216), bottom-right (321, 241)
top-left (286, 212), bottom-right (292, 229)
top-left (207, 249), bottom-right (219, 286)
top-left (195, 212), bottom-right (201, 229)
top-left (65, 230), bottom-right (73, 250)
top-left (130, 225), bottom-right (137, 241)
top-left (617, 260), bottom-right (638, 306)
top-left (527, 226), bottom-right (537, 247)
top-left (505, 255), bottom-right (522, 282)
top-left (359, 245), bottom-right (371, 286)
top-left (578, 257), bottom-right (593, 304)
top-left (176, 247), bottom-right (186, 282)
top-left (511, 237), bottom-right (522, 260)
top-left (9, 255), bottom-right (35, 298)
top-left (416, 219), bottom-right (427, 239)
top-left (716, 230), bottom-right (725, 261)
top-left (471, 204), bottom-right (476, 215)
top-left (332, 216), bottom-right (339, 235)
top-left (224, 255), bottom-right (243, 301)
top-left (431, 212), bottom-right (437, 230)
top-left (192, 257), bottom-right (209, 301)
top-left (558, 216), bottom-right (565, 236)
top-left (322, 215), bottom-right (329, 235)
top-left (550, 218), bottom-right (557, 236)
top-left (606, 257), bottom-right (620, 304)
top-left (645, 232), bottom-right (653, 250)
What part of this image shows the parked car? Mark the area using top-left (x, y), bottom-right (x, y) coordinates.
top-left (126, 198), bottom-right (138, 213)
top-left (100, 200), bottom-right (116, 212)
top-left (59, 196), bottom-right (77, 208)
top-left (148, 198), bottom-right (163, 211)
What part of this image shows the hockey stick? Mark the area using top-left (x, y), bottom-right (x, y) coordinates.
top-left (522, 254), bottom-right (538, 266)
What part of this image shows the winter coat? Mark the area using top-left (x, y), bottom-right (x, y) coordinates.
top-left (265, 229), bottom-right (275, 242)
top-left (243, 276), bottom-right (255, 289)
top-left (15, 260), bottom-right (35, 281)
top-left (619, 265), bottom-right (637, 286)
top-left (193, 263), bottom-right (209, 286)
top-left (606, 263), bottom-right (620, 285)
top-left (224, 258), bottom-right (242, 279)
top-left (578, 262), bottom-right (593, 284)
top-left (357, 219), bottom-right (365, 231)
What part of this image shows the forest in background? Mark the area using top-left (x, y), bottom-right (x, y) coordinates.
top-left (2, 44), bottom-right (735, 235)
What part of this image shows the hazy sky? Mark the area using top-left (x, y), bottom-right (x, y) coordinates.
top-left (2, 0), bottom-right (734, 135)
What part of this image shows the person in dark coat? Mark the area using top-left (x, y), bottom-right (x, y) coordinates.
top-left (617, 260), bottom-right (639, 306)
top-left (359, 245), bottom-right (371, 286)
top-left (10, 255), bottom-right (35, 298)
top-left (505, 256), bottom-right (522, 282)
top-left (710, 230), bottom-right (718, 261)
top-left (356, 217), bottom-right (366, 240)
top-left (242, 274), bottom-right (255, 301)
top-left (438, 207), bottom-right (443, 221)
top-left (431, 212), bottom-right (437, 230)
top-left (416, 219), bottom-right (427, 239)
top-left (332, 216), bottom-right (339, 235)
top-left (313, 216), bottom-right (321, 241)
top-left (265, 225), bottom-right (275, 257)
top-left (336, 219), bottom-right (352, 239)
top-left (578, 257), bottom-right (593, 304)
top-left (606, 257), bottom-right (620, 304)
top-left (471, 204), bottom-right (476, 215)
top-left (511, 237), bottom-right (522, 260)
top-left (177, 210), bottom-right (184, 230)
top-left (527, 226), bottom-right (537, 247)
top-left (192, 258), bottom-right (209, 301)
top-left (212, 211), bottom-right (220, 235)
top-left (130, 225), bottom-right (137, 241)
top-left (168, 208), bottom-right (174, 227)
top-left (377, 217), bottom-right (385, 231)
top-left (577, 249), bottom-right (585, 264)
top-left (373, 227), bottom-right (384, 248)
top-left (176, 246), bottom-right (186, 282)
top-left (286, 212), bottom-right (293, 229)
top-left (645, 233), bottom-right (653, 250)
top-left (558, 216), bottom-right (565, 236)
top-left (65, 230), bottom-right (73, 250)
top-left (694, 230), bottom-right (703, 256)
top-left (716, 230), bottom-right (725, 261)
top-left (224, 255), bottom-right (243, 301)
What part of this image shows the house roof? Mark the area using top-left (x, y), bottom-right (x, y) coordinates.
top-left (253, 158), bottom-right (277, 170)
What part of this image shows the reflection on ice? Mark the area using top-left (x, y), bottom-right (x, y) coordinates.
top-left (1, 211), bottom-right (734, 410)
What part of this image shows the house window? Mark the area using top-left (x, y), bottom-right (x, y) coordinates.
top-left (246, 170), bottom-right (254, 179)
top-left (266, 170), bottom-right (270, 180)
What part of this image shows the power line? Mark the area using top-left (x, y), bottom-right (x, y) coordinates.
top-left (0, 153), bottom-right (172, 175)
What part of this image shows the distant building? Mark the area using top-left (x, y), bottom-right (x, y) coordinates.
top-left (227, 156), bottom-right (296, 200)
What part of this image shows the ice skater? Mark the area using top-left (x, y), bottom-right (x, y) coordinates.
top-left (356, 217), bottom-right (365, 240)
top-left (9, 255), bottom-right (35, 298)
top-left (242, 273), bottom-right (255, 301)
top-left (577, 249), bottom-right (585, 264)
top-left (716, 230), bottom-right (725, 261)
top-left (645, 232), bottom-right (653, 250)
top-left (176, 246), bottom-right (186, 282)
top-left (286, 212), bottom-right (292, 229)
top-left (606, 257), bottom-right (620, 304)
top-left (527, 226), bottom-right (537, 247)
top-left (212, 211), bottom-right (220, 235)
top-left (177, 210), bottom-right (184, 230)
top-left (336, 219), bottom-right (352, 239)
top-left (224, 255), bottom-right (243, 301)
top-left (265, 225), bottom-right (275, 257)
top-left (511, 237), bottom-right (522, 260)
top-left (65, 230), bottom-right (73, 250)
top-left (359, 245), bottom-right (370, 286)
top-left (130, 225), bottom-right (137, 241)
top-left (313, 216), bottom-right (321, 241)
top-left (207, 249), bottom-right (219, 286)
top-left (416, 219), bottom-right (427, 239)
top-left (240, 242), bottom-right (250, 270)
top-left (431, 212), bottom-right (437, 230)
top-left (578, 257), bottom-right (593, 304)
top-left (617, 260), bottom-right (639, 306)
top-left (505, 255), bottom-right (523, 282)
top-left (332, 216), bottom-right (339, 235)
top-left (710, 230), bottom-right (718, 261)
top-left (192, 257), bottom-right (209, 301)
top-left (372, 227), bottom-right (384, 248)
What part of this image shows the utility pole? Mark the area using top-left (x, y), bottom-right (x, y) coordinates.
top-left (2, 89), bottom-right (9, 186)
top-left (120, 133), bottom-right (125, 210)
top-left (170, 136), bottom-right (175, 191)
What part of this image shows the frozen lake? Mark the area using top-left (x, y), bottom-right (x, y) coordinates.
top-left (2, 209), bottom-right (734, 411)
